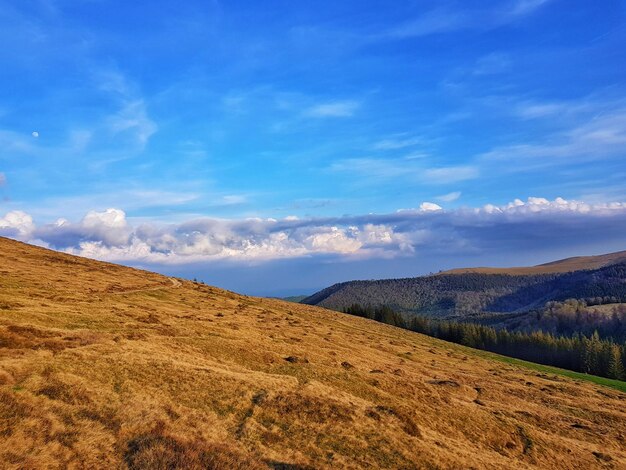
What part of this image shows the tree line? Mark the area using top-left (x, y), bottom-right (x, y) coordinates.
top-left (506, 299), bottom-right (626, 342)
top-left (342, 304), bottom-right (626, 381)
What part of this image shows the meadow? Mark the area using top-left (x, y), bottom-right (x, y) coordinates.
top-left (0, 237), bottom-right (625, 469)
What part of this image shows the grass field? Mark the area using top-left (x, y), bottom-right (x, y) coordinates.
top-left (1, 237), bottom-right (625, 469)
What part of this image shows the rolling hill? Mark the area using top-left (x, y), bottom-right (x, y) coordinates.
top-left (1, 237), bottom-right (625, 469)
top-left (302, 251), bottom-right (626, 318)
top-left (441, 250), bottom-right (626, 275)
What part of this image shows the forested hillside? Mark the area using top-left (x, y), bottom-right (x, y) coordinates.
top-left (303, 261), bottom-right (626, 318)
top-left (482, 300), bottom-right (626, 342)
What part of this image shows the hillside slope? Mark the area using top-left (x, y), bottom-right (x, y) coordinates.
top-left (303, 254), bottom-right (626, 317)
top-left (0, 237), bottom-right (625, 469)
top-left (441, 250), bottom-right (626, 275)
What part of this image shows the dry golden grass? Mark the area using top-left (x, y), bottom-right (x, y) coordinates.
top-left (440, 250), bottom-right (626, 275)
top-left (0, 236), bottom-right (625, 469)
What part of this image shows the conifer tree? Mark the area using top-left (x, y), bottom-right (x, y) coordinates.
top-left (607, 344), bottom-right (625, 380)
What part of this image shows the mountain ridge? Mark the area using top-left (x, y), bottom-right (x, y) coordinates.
top-left (440, 250), bottom-right (626, 275)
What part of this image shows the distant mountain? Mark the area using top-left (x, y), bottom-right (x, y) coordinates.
top-left (303, 251), bottom-right (626, 318)
top-left (440, 250), bottom-right (626, 275)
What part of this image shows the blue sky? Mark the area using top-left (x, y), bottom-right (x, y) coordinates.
top-left (1, 0), bottom-right (626, 295)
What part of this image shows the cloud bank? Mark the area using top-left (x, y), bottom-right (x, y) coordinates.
top-left (2, 197), bottom-right (625, 267)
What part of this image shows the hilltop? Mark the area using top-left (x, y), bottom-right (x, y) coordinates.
top-left (440, 250), bottom-right (626, 275)
top-left (302, 251), bottom-right (626, 317)
top-left (0, 237), bottom-right (625, 469)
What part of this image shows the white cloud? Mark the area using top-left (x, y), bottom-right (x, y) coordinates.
top-left (481, 109), bottom-right (626, 165)
top-left (305, 100), bottom-right (360, 118)
top-left (330, 158), bottom-right (407, 179)
top-left (31, 131), bottom-right (39, 138)
top-left (4, 196), bottom-right (625, 266)
top-left (35, 208), bottom-right (131, 248)
top-left (302, 226), bottom-right (362, 253)
top-left (83, 208), bottom-right (127, 229)
top-left (107, 100), bottom-right (157, 147)
top-left (516, 102), bottom-right (567, 119)
top-left (69, 130), bottom-right (92, 152)
top-left (513, 97), bottom-right (599, 120)
top-left (423, 166), bottom-right (478, 183)
top-left (0, 173), bottom-right (5, 186)
top-left (437, 191), bottom-right (461, 202)
top-left (472, 53), bottom-right (511, 76)
top-left (95, 68), bottom-right (134, 97)
top-left (373, 136), bottom-right (426, 150)
top-left (92, 68), bottom-right (158, 150)
top-left (221, 195), bottom-right (247, 205)
top-left (0, 130), bottom-right (37, 153)
top-left (387, 1), bottom-right (552, 39)
top-left (507, 0), bottom-right (551, 17)
top-left (389, 9), bottom-right (468, 38)
top-left (419, 202), bottom-right (443, 212)
top-left (479, 196), bottom-right (606, 215)
top-left (0, 211), bottom-right (35, 238)
top-left (330, 159), bottom-right (479, 184)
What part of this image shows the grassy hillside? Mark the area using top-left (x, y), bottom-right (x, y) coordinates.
top-left (441, 250), bottom-right (626, 275)
top-left (303, 260), bottom-right (626, 317)
top-left (0, 237), bottom-right (625, 469)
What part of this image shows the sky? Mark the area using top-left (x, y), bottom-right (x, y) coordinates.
top-left (1, 0), bottom-right (626, 296)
